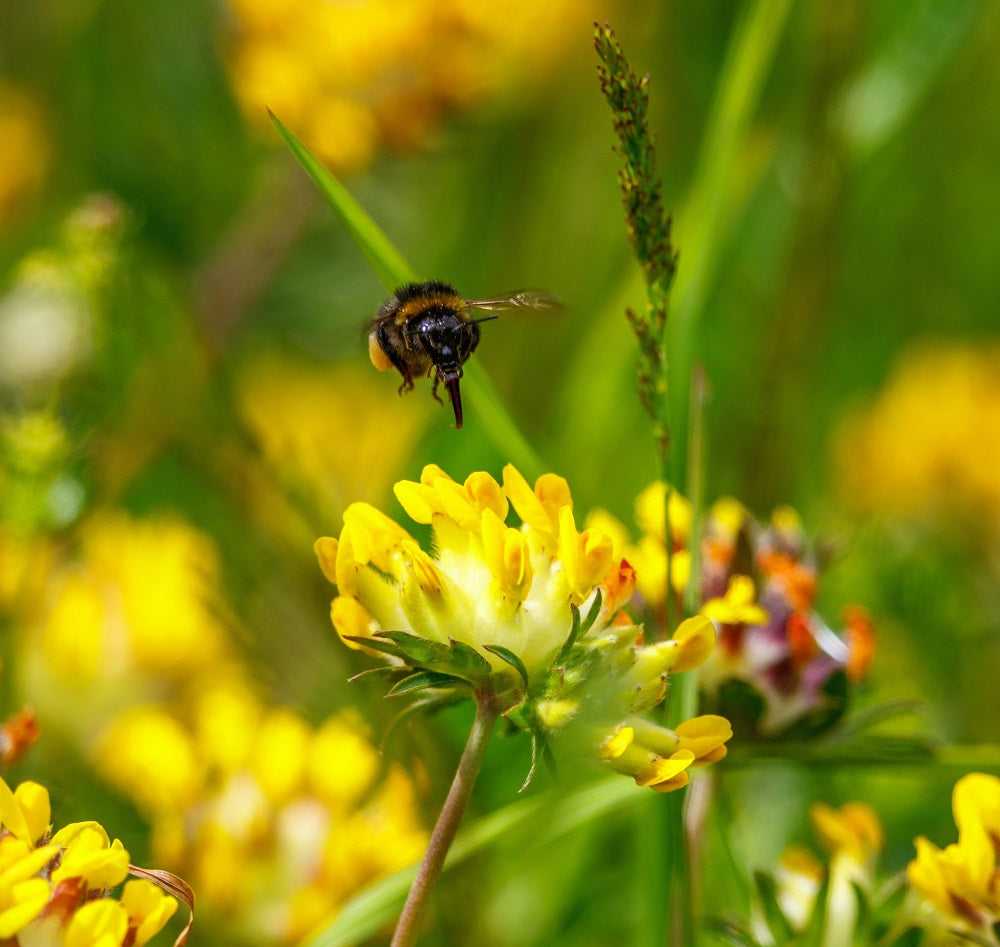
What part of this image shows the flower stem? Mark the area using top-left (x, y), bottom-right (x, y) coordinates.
top-left (391, 691), bottom-right (501, 947)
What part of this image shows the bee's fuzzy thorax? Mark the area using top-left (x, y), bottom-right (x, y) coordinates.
top-left (388, 281), bottom-right (466, 325)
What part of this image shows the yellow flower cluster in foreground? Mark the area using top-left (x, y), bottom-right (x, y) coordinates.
top-left (835, 343), bottom-right (1000, 525)
top-left (225, 0), bottom-right (602, 169)
top-left (95, 680), bottom-right (427, 943)
top-left (0, 775), bottom-right (177, 945)
top-left (316, 464), bottom-right (732, 792)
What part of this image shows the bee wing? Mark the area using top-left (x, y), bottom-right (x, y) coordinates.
top-left (463, 290), bottom-right (563, 315)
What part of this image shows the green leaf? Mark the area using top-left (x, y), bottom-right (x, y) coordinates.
top-left (799, 872), bottom-right (831, 947)
top-left (376, 631), bottom-right (453, 666)
top-left (484, 644), bottom-right (530, 688)
top-left (386, 670), bottom-right (473, 697)
top-left (751, 869), bottom-right (795, 943)
top-left (347, 666), bottom-right (406, 684)
top-left (446, 639), bottom-right (492, 677)
top-left (342, 636), bottom-right (406, 660)
top-left (268, 110), bottom-right (417, 291)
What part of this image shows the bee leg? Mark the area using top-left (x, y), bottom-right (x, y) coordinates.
top-left (430, 374), bottom-right (444, 406)
top-left (375, 322), bottom-right (416, 394)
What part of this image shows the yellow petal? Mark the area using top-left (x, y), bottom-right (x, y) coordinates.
top-left (481, 508), bottom-right (533, 602)
top-left (670, 615), bottom-right (716, 671)
top-left (0, 876), bottom-right (50, 938)
top-left (674, 715), bottom-right (733, 762)
top-left (120, 879), bottom-right (179, 947)
top-left (503, 464), bottom-right (553, 533)
top-left (313, 536), bottom-right (339, 584)
top-left (12, 782), bottom-right (50, 847)
top-left (64, 898), bottom-right (129, 947)
top-left (598, 726), bottom-right (635, 760)
top-left (635, 749), bottom-right (695, 789)
top-left (330, 595), bottom-right (379, 648)
top-left (0, 777), bottom-right (37, 844)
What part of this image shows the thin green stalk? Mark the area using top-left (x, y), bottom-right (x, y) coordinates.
top-left (683, 365), bottom-right (708, 623)
top-left (391, 692), bottom-right (500, 947)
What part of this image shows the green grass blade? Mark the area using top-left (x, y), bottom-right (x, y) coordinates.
top-left (268, 110), bottom-right (418, 290)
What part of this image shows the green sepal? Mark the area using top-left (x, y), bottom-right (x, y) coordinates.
top-left (484, 644), bottom-right (530, 689)
top-left (579, 589), bottom-right (604, 635)
top-left (751, 869), bottom-right (795, 944)
top-left (503, 699), bottom-right (534, 733)
top-left (446, 639), bottom-right (492, 677)
top-left (387, 670), bottom-right (474, 697)
top-left (348, 666), bottom-right (406, 684)
top-left (376, 631), bottom-right (454, 666)
top-left (342, 635), bottom-right (406, 660)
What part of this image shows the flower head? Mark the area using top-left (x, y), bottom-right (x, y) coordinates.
top-left (0, 775), bottom-right (178, 945)
top-left (317, 464), bottom-right (730, 791)
top-left (590, 486), bottom-right (875, 739)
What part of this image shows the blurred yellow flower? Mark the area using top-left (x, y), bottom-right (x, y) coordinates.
top-left (236, 356), bottom-right (429, 525)
top-left (906, 772), bottom-right (1000, 939)
top-left (94, 679), bottom-right (427, 943)
top-left (224, 0), bottom-right (605, 169)
top-left (0, 84), bottom-right (48, 227)
top-left (834, 343), bottom-right (1000, 525)
top-left (0, 775), bottom-right (178, 946)
top-left (34, 512), bottom-right (229, 691)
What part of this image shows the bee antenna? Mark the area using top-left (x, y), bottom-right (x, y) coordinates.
top-left (468, 315), bottom-right (499, 326)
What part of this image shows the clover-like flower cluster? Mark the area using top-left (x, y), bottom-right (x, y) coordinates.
top-left (316, 464), bottom-right (732, 792)
top-left (0, 775), bottom-right (178, 945)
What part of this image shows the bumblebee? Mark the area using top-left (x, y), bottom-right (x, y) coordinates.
top-left (368, 280), bottom-right (559, 429)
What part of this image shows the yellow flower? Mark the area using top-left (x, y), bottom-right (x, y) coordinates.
top-left (701, 574), bottom-right (770, 627)
top-left (236, 357), bottom-right (430, 528)
top-left (39, 513), bottom-right (230, 692)
top-left (96, 683), bottom-right (428, 942)
top-left (0, 83), bottom-right (48, 227)
top-left (834, 344), bottom-right (1000, 525)
top-left (0, 774), bottom-right (179, 945)
top-left (906, 773), bottom-right (1000, 936)
top-left (318, 464), bottom-right (730, 793)
top-left (120, 880), bottom-right (179, 947)
top-left (224, 0), bottom-right (607, 170)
